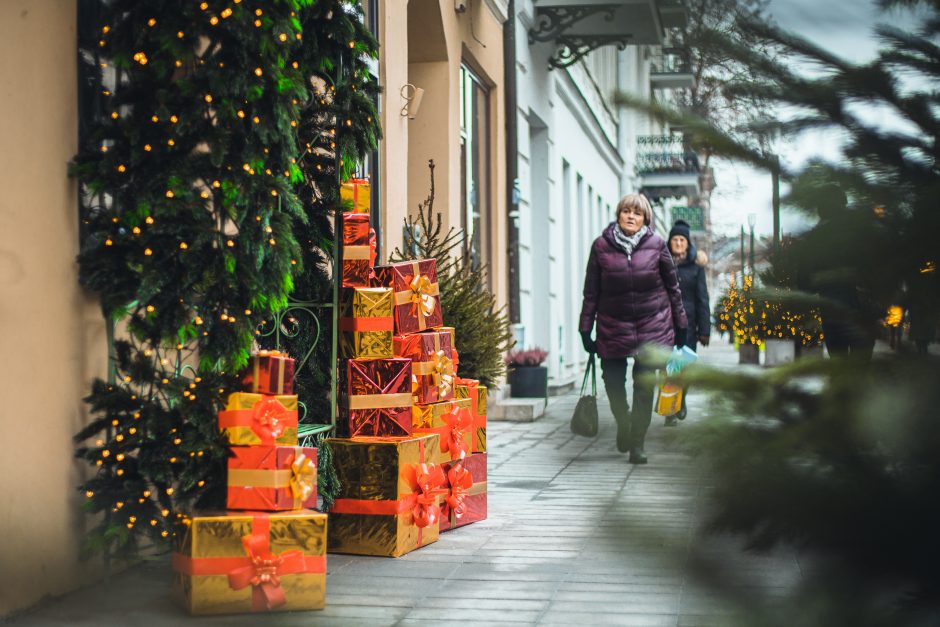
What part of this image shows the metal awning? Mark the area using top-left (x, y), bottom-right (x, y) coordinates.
top-left (528, 0), bottom-right (689, 69)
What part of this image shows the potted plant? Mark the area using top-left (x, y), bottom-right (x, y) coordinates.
top-left (505, 347), bottom-right (549, 398)
top-left (719, 276), bottom-right (761, 364)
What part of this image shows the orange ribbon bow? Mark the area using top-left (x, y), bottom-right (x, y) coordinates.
top-left (251, 397), bottom-right (289, 443)
top-left (400, 462), bottom-right (447, 528)
top-left (430, 349), bottom-right (455, 398)
top-left (409, 273), bottom-right (437, 318)
top-left (443, 462), bottom-right (473, 521)
top-left (227, 533), bottom-right (307, 611)
top-left (289, 453), bottom-right (316, 502)
top-left (440, 404), bottom-right (473, 461)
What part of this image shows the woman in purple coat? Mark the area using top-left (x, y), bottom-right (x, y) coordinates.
top-left (579, 194), bottom-right (688, 464)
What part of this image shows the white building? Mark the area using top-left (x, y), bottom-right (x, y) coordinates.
top-left (508, 0), bottom-right (697, 390)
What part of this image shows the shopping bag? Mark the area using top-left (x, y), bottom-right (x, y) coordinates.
top-left (655, 381), bottom-right (683, 416)
top-left (570, 354), bottom-right (598, 437)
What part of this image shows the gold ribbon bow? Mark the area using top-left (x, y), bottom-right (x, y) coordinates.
top-left (289, 453), bottom-right (316, 502)
top-left (409, 274), bottom-right (436, 318)
top-left (430, 350), bottom-right (455, 398)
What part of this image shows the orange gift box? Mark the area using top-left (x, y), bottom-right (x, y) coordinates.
top-left (327, 434), bottom-right (444, 557)
top-left (454, 378), bottom-right (487, 453)
top-left (340, 178), bottom-right (371, 214)
top-left (372, 259), bottom-right (443, 334)
top-left (241, 350), bottom-right (294, 395)
top-left (394, 330), bottom-right (455, 404)
top-left (440, 452), bottom-right (487, 532)
top-left (218, 392), bottom-right (299, 447)
top-left (171, 510), bottom-right (326, 615)
top-left (227, 445), bottom-right (317, 511)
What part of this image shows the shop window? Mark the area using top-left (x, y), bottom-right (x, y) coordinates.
top-left (459, 64), bottom-right (490, 274)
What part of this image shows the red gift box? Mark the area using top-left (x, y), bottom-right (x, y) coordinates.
top-left (347, 358), bottom-right (413, 437)
top-left (440, 453), bottom-right (487, 531)
top-left (455, 377), bottom-right (487, 453)
top-left (342, 212), bottom-right (373, 288)
top-left (241, 350), bottom-right (294, 395)
top-left (372, 259), bottom-right (443, 334)
top-left (227, 445), bottom-right (317, 511)
top-left (394, 330), bottom-right (455, 404)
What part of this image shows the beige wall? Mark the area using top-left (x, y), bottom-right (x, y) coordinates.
top-left (0, 0), bottom-right (108, 617)
top-left (381, 0), bottom-right (507, 307)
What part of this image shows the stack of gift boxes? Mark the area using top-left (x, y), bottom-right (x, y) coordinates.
top-left (171, 351), bottom-right (327, 615)
top-left (326, 201), bottom-right (489, 558)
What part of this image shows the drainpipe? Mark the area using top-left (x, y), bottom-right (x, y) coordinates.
top-left (504, 0), bottom-right (520, 324)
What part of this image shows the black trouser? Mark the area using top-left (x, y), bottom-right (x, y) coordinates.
top-left (679, 334), bottom-right (697, 414)
top-left (600, 356), bottom-right (658, 450)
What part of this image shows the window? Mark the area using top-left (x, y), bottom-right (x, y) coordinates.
top-left (459, 64), bottom-right (490, 273)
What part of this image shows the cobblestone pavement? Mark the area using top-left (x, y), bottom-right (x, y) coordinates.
top-left (12, 339), bottom-right (802, 626)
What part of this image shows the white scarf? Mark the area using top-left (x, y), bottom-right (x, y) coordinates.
top-left (612, 225), bottom-right (648, 257)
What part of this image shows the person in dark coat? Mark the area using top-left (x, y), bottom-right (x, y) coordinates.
top-left (579, 194), bottom-right (688, 464)
top-left (667, 220), bottom-right (710, 425)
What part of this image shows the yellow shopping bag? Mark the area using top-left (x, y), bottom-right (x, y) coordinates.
top-left (656, 381), bottom-right (683, 416)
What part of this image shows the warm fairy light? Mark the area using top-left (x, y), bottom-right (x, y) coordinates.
top-left (200, 190), bottom-right (209, 199)
top-left (291, 259), bottom-right (297, 265)
top-left (86, 491), bottom-right (94, 498)
top-left (147, 18), bottom-right (156, 26)
top-left (212, 180), bottom-right (221, 188)
top-left (265, 226), bottom-right (273, 233)
top-left (166, 487), bottom-right (174, 495)
top-left (151, 519), bottom-right (158, 526)
top-left (102, 450), bottom-right (110, 458)
top-left (220, 313), bottom-right (228, 321)
top-left (133, 52), bottom-right (148, 65)
top-left (111, 419), bottom-right (119, 426)
top-left (290, 120), bottom-right (297, 127)
top-left (177, 31), bottom-right (184, 38)
top-left (111, 111), bottom-right (119, 119)
top-left (197, 480), bottom-right (206, 487)
top-left (200, 1), bottom-right (208, 8)
top-left (132, 226), bottom-right (141, 234)
top-left (179, 242), bottom-right (188, 250)
top-left (221, 7), bottom-right (233, 18)
top-left (105, 239), bottom-right (113, 246)
top-left (129, 427), bottom-right (137, 434)
top-left (254, 19), bottom-right (261, 27)
top-left (145, 216), bottom-right (154, 224)
top-left (292, 61), bottom-right (299, 69)
top-left (144, 144), bottom-right (152, 151)
top-left (161, 378), bottom-right (169, 384)
top-left (244, 309), bottom-right (252, 315)
top-left (269, 238), bottom-right (276, 246)
top-left (279, 33), bottom-right (288, 42)
top-left (197, 451), bottom-right (204, 457)
top-left (146, 304), bottom-right (155, 312)
top-left (254, 67), bottom-right (263, 77)
top-left (349, 41), bottom-right (355, 48)
top-left (169, 115), bottom-right (178, 124)
top-left (252, 116), bottom-right (260, 124)
top-left (144, 248), bottom-right (153, 256)
top-left (116, 469), bottom-right (125, 476)
top-left (116, 434), bottom-right (124, 442)
top-left (242, 163), bottom-right (250, 171)
top-left (166, 190), bottom-right (174, 198)
top-left (226, 240), bottom-right (234, 247)
top-left (116, 501), bottom-right (124, 509)
top-left (173, 438), bottom-right (182, 445)
top-left (209, 16), bottom-right (219, 25)
top-left (237, 110), bottom-right (245, 118)
top-left (270, 189), bottom-right (278, 196)
top-left (100, 145), bottom-right (108, 152)
top-left (123, 375), bottom-right (132, 382)
top-left (102, 25), bottom-right (110, 33)
top-left (167, 139), bottom-right (175, 146)
top-left (255, 8), bottom-right (263, 15)
top-left (204, 94), bottom-right (213, 103)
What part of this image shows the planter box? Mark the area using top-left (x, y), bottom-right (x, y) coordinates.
top-left (739, 343), bottom-right (760, 365)
top-left (764, 339), bottom-right (795, 366)
top-left (508, 366), bottom-right (548, 398)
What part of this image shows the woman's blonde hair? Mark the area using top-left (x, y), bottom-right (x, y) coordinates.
top-left (616, 193), bottom-right (653, 229)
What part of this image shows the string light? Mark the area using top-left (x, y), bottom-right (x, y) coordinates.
top-left (145, 216), bottom-right (154, 224)
top-left (133, 52), bottom-right (148, 65)
top-left (144, 248), bottom-right (153, 256)
top-left (144, 144), bottom-right (152, 151)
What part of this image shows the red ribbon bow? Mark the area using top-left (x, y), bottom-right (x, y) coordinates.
top-left (441, 404), bottom-right (473, 461)
top-left (227, 533), bottom-right (307, 611)
top-left (443, 462), bottom-right (473, 521)
top-left (251, 397), bottom-right (288, 443)
top-left (401, 462), bottom-right (446, 528)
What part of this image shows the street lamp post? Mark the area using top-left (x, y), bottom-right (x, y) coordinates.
top-left (747, 213), bottom-right (756, 275)
top-left (740, 225), bottom-right (746, 283)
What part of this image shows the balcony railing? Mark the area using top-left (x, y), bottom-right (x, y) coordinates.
top-left (650, 48), bottom-right (694, 89)
top-left (636, 135), bottom-right (700, 175)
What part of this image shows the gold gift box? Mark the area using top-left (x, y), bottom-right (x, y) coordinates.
top-left (218, 392), bottom-right (299, 447)
top-left (327, 434), bottom-right (442, 557)
top-left (171, 510), bottom-right (327, 615)
top-left (412, 398), bottom-right (473, 463)
top-left (339, 287), bottom-right (394, 359)
top-left (454, 380), bottom-right (487, 453)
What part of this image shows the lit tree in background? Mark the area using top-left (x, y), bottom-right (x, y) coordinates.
top-left (72, 0), bottom-right (380, 558)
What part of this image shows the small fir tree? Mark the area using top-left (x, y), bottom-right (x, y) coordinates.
top-left (391, 161), bottom-right (514, 387)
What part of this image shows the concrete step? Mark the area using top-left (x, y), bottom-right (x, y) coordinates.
top-left (488, 397), bottom-right (547, 422)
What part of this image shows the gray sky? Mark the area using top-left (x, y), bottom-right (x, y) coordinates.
top-left (709, 0), bottom-right (924, 236)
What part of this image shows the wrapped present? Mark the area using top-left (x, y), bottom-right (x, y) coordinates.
top-left (227, 445), bottom-right (317, 511)
top-left (412, 398), bottom-right (473, 463)
top-left (394, 330), bottom-right (455, 404)
top-left (241, 350), bottom-right (294, 395)
top-left (347, 358), bottom-right (413, 437)
top-left (436, 326), bottom-right (459, 374)
top-left (340, 178), bottom-right (371, 214)
top-left (218, 393), bottom-right (298, 447)
top-left (455, 378), bottom-right (487, 453)
top-left (372, 259), bottom-right (443, 334)
top-left (327, 434), bottom-right (444, 557)
top-left (339, 287), bottom-right (394, 359)
top-left (440, 453), bottom-right (488, 532)
top-left (171, 510), bottom-right (326, 615)
top-left (341, 212), bottom-right (372, 288)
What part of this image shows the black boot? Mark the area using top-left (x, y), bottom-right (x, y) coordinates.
top-left (629, 447), bottom-right (648, 465)
top-left (615, 414), bottom-right (631, 453)
top-left (629, 422), bottom-right (648, 464)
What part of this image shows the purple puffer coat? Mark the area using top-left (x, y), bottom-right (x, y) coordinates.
top-left (579, 223), bottom-right (688, 359)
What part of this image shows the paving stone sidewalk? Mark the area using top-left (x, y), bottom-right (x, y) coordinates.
top-left (12, 340), bottom-right (802, 626)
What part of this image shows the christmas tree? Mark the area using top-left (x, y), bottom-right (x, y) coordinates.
top-left (72, 0), bottom-right (380, 558)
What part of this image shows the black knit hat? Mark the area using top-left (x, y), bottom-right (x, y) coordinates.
top-left (669, 219), bottom-right (691, 243)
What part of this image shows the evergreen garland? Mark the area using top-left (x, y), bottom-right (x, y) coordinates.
top-left (391, 161), bottom-right (514, 387)
top-left (72, 0), bottom-right (380, 558)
